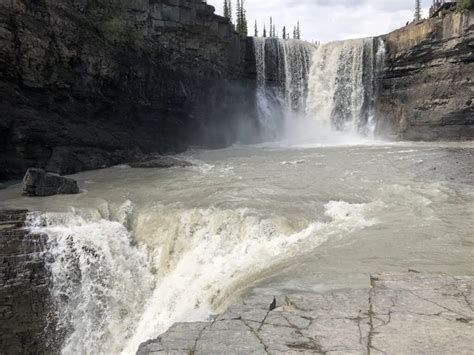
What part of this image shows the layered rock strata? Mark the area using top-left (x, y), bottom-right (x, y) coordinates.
top-left (0, 0), bottom-right (257, 180)
top-left (0, 209), bottom-right (50, 354)
top-left (376, 9), bottom-right (474, 140)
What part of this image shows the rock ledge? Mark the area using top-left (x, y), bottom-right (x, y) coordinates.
top-left (138, 272), bottom-right (474, 354)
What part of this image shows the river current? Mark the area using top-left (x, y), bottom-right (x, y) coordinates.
top-left (0, 139), bottom-right (472, 354)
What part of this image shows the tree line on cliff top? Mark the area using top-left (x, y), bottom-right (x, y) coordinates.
top-left (223, 0), bottom-right (302, 39)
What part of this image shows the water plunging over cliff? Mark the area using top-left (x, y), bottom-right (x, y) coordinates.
top-left (306, 38), bottom-right (385, 133)
top-left (253, 38), bottom-right (316, 138)
top-left (253, 37), bottom-right (385, 138)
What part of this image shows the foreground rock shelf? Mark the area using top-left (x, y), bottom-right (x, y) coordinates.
top-left (138, 272), bottom-right (474, 354)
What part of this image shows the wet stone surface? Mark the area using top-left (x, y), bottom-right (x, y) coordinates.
top-left (137, 272), bottom-right (474, 354)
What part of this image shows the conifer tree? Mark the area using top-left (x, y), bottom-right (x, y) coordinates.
top-left (263, 24), bottom-right (267, 38)
top-left (296, 21), bottom-right (301, 39)
top-left (282, 26), bottom-right (286, 40)
top-left (223, 0), bottom-right (233, 21)
top-left (254, 20), bottom-right (258, 37)
top-left (236, 0), bottom-right (247, 35)
top-left (293, 25), bottom-right (296, 39)
top-left (414, 0), bottom-right (421, 21)
top-left (273, 24), bottom-right (276, 38)
top-left (240, 0), bottom-right (248, 36)
top-left (269, 17), bottom-right (273, 37)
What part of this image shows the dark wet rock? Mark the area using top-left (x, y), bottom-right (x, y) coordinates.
top-left (129, 153), bottom-right (192, 168)
top-left (22, 168), bottom-right (80, 197)
top-left (0, 209), bottom-right (51, 354)
top-left (137, 272), bottom-right (474, 354)
top-left (0, 0), bottom-right (257, 181)
top-left (375, 9), bottom-right (474, 140)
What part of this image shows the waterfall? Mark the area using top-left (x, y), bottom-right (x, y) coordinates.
top-left (253, 37), bottom-right (386, 138)
top-left (27, 199), bottom-right (378, 354)
top-left (253, 38), bottom-right (316, 138)
top-left (306, 37), bottom-right (385, 133)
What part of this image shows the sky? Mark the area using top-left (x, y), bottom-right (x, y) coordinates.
top-left (207, 0), bottom-right (431, 43)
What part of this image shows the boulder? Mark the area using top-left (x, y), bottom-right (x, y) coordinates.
top-left (129, 155), bottom-right (192, 168)
top-left (22, 168), bottom-right (80, 197)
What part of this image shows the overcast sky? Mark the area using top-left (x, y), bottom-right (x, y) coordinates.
top-left (207, 0), bottom-right (431, 43)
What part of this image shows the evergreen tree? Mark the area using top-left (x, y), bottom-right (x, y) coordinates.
top-left (282, 26), bottom-right (286, 40)
top-left (240, 0), bottom-right (248, 36)
top-left (254, 20), bottom-right (258, 37)
top-left (263, 24), bottom-right (267, 38)
top-left (293, 25), bottom-right (296, 39)
top-left (223, 0), bottom-right (231, 20)
top-left (228, 0), bottom-right (232, 22)
top-left (414, 0), bottom-right (421, 21)
top-left (296, 21), bottom-right (301, 39)
top-left (273, 24), bottom-right (276, 38)
top-left (236, 0), bottom-right (247, 35)
top-left (270, 17), bottom-right (273, 37)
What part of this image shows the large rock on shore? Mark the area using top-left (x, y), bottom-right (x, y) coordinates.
top-left (138, 272), bottom-right (474, 354)
top-left (22, 168), bottom-right (80, 196)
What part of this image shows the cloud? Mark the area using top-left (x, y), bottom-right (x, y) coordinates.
top-left (207, 0), bottom-right (431, 42)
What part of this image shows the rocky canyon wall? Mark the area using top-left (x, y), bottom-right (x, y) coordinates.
top-left (376, 9), bottom-right (474, 140)
top-left (0, 210), bottom-right (52, 354)
top-left (0, 0), bottom-right (257, 180)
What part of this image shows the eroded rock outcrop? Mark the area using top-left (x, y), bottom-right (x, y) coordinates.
top-left (0, 0), bottom-right (257, 180)
top-left (137, 272), bottom-right (474, 355)
top-left (376, 9), bottom-right (474, 140)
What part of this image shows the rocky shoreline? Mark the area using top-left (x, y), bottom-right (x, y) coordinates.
top-left (138, 272), bottom-right (474, 354)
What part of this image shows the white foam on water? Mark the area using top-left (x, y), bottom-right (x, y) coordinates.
top-left (122, 201), bottom-right (378, 353)
top-left (27, 212), bottom-right (155, 355)
top-left (27, 199), bottom-right (379, 355)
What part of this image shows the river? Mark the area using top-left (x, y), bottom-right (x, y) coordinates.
top-left (0, 139), bottom-right (472, 354)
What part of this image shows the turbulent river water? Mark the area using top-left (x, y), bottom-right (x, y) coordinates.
top-left (1, 141), bottom-right (473, 354)
top-left (0, 38), bottom-right (473, 354)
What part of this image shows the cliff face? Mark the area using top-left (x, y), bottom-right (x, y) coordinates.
top-left (376, 9), bottom-right (474, 140)
top-left (0, 0), bottom-right (257, 180)
top-left (0, 210), bottom-right (51, 354)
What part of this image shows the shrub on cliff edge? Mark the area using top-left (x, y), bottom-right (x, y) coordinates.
top-left (458, 0), bottom-right (474, 10)
top-left (88, 0), bottom-right (144, 47)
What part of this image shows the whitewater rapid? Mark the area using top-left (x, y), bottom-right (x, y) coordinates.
top-left (26, 197), bottom-right (379, 354)
top-left (1, 142), bottom-right (472, 354)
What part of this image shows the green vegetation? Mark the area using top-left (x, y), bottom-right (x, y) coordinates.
top-left (88, 0), bottom-right (144, 47)
top-left (236, 0), bottom-right (248, 36)
top-left (414, 0), bottom-right (422, 21)
top-left (223, 0), bottom-right (232, 21)
top-left (458, 0), bottom-right (474, 10)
